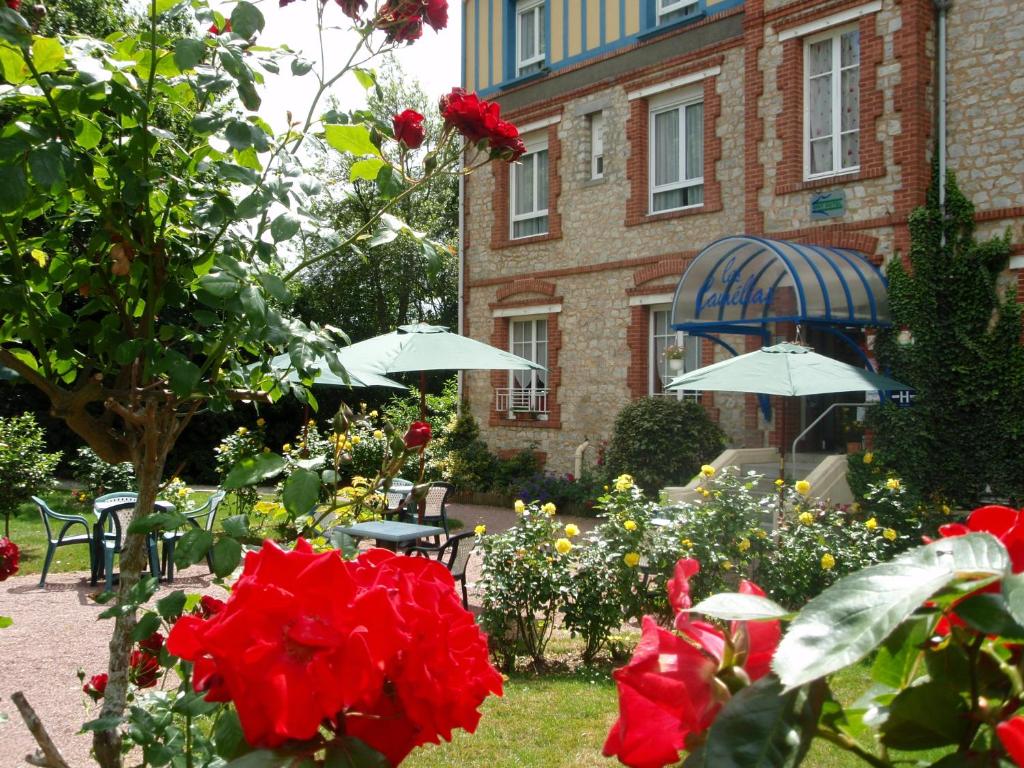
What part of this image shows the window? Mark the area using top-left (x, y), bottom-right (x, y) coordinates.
top-left (650, 307), bottom-right (700, 399)
top-left (590, 112), bottom-right (604, 180)
top-left (657, 0), bottom-right (699, 25)
top-left (805, 26), bottom-right (860, 178)
top-left (649, 92), bottom-right (704, 213)
top-left (510, 139), bottom-right (549, 238)
top-left (504, 317), bottom-right (548, 413)
top-left (516, 0), bottom-right (546, 76)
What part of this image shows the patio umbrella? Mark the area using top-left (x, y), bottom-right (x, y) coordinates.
top-left (263, 353), bottom-right (406, 390)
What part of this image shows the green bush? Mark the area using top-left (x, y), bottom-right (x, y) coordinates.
top-left (0, 413), bottom-right (62, 535)
top-left (434, 411), bottom-right (498, 491)
top-left (215, 422), bottom-right (268, 516)
top-left (69, 446), bottom-right (134, 498)
top-left (603, 397), bottom-right (725, 496)
top-left (560, 536), bottom-right (623, 664)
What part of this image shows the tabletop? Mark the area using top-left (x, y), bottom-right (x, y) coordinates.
top-left (336, 520), bottom-right (444, 544)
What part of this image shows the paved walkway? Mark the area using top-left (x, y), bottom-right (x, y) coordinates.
top-left (0, 504), bottom-right (598, 766)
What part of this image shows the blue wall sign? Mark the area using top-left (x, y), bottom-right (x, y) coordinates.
top-left (695, 256), bottom-right (776, 314)
top-left (811, 190), bottom-right (846, 220)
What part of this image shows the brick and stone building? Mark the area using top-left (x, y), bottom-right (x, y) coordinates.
top-left (458, 0), bottom-right (1024, 474)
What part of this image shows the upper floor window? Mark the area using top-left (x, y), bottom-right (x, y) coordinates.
top-left (510, 138), bottom-right (549, 239)
top-left (805, 26), bottom-right (860, 179)
top-left (516, 0), bottom-right (546, 76)
top-left (649, 91), bottom-right (704, 214)
top-left (590, 112), bottom-right (604, 180)
top-left (650, 307), bottom-right (700, 400)
top-left (657, 0), bottom-right (700, 25)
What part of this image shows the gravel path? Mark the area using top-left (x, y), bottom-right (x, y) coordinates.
top-left (0, 504), bottom-right (598, 766)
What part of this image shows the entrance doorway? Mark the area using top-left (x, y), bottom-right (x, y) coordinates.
top-left (798, 327), bottom-right (869, 452)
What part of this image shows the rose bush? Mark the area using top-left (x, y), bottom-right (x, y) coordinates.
top-left (0, 536), bottom-right (19, 581)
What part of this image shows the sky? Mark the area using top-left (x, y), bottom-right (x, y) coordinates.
top-left (252, 1), bottom-right (464, 131)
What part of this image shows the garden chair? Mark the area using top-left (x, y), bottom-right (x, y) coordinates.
top-left (408, 530), bottom-right (477, 609)
top-left (382, 478), bottom-right (414, 520)
top-left (91, 497), bottom-right (161, 592)
top-left (419, 481), bottom-right (455, 542)
top-left (31, 496), bottom-right (95, 588)
top-left (160, 491), bottom-right (226, 583)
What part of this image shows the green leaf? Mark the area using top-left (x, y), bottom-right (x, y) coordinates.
top-left (0, 7), bottom-right (32, 46)
top-left (210, 536), bottom-right (242, 577)
top-left (198, 272), bottom-right (240, 299)
top-left (239, 285), bottom-right (267, 323)
top-left (870, 616), bottom-right (930, 689)
top-left (75, 118), bottom-right (102, 150)
top-left (879, 681), bottom-right (968, 750)
top-left (81, 716), bottom-right (125, 733)
top-left (352, 68), bottom-right (375, 90)
top-left (257, 274), bottom-right (290, 303)
top-left (693, 593), bottom-right (791, 622)
top-left (0, 42), bottom-right (27, 82)
top-left (30, 37), bottom-right (64, 73)
top-left (223, 453), bottom-right (286, 489)
top-left (1003, 572), bottom-right (1024, 627)
top-left (155, 591), bottom-right (187, 621)
top-left (283, 469), bottom-right (320, 517)
top-left (154, 0), bottom-right (185, 14)
top-left (0, 615), bottom-right (12, 629)
top-left (214, 709), bottom-right (247, 759)
top-left (173, 38), bottom-right (206, 71)
top-left (224, 750), bottom-right (293, 768)
top-left (221, 514), bottom-right (250, 539)
top-left (173, 528), bottom-right (214, 570)
top-left (162, 350), bottom-right (202, 398)
top-left (350, 158), bottom-right (386, 183)
top-left (127, 511), bottom-right (187, 534)
top-left (696, 677), bottom-right (812, 768)
top-left (230, 2), bottom-right (265, 39)
top-left (0, 164), bottom-right (28, 213)
top-left (131, 611), bottom-right (162, 642)
top-left (773, 533), bottom-right (1008, 690)
top-left (28, 145), bottom-right (64, 192)
top-left (290, 57), bottom-right (313, 76)
top-left (270, 212), bottom-right (300, 243)
top-left (324, 124), bottom-right (380, 158)
top-left (955, 592), bottom-right (1024, 638)
top-left (324, 737), bottom-right (390, 768)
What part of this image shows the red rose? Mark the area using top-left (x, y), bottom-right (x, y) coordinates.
top-left (196, 595), bottom-right (226, 619)
top-left (487, 118), bottom-right (526, 162)
top-left (938, 505), bottom-right (1024, 572)
top-left (334, 0), bottom-right (367, 19)
top-left (0, 537), bottom-right (19, 581)
top-left (403, 420), bottom-right (431, 449)
top-left (999, 716), bottom-right (1024, 766)
top-left (166, 539), bottom-right (501, 758)
top-left (423, 0), bottom-right (448, 30)
top-left (392, 109), bottom-right (426, 150)
top-left (5, 0), bottom-right (21, 10)
top-left (603, 559), bottom-right (781, 768)
top-left (138, 631), bottom-right (164, 657)
top-left (208, 20), bottom-right (231, 35)
top-left (130, 650), bottom-right (160, 689)
top-left (83, 673), bottom-right (108, 701)
top-left (439, 88), bottom-right (523, 161)
top-left (377, 1), bottom-right (422, 43)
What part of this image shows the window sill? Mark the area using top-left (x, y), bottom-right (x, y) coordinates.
top-left (775, 163), bottom-right (885, 195)
top-left (583, 176), bottom-right (607, 188)
top-left (501, 68), bottom-right (549, 92)
top-left (492, 231), bottom-right (562, 250)
top-left (490, 411), bottom-right (562, 429)
top-left (636, 10), bottom-right (706, 42)
top-left (625, 200), bottom-right (721, 227)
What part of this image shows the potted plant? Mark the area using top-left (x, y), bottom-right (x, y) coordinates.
top-left (663, 345), bottom-right (685, 372)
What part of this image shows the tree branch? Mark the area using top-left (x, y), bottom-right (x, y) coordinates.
top-left (11, 692), bottom-right (74, 768)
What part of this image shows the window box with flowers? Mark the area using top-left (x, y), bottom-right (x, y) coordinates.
top-left (663, 344), bottom-right (686, 372)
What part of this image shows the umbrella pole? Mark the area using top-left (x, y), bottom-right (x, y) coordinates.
top-left (418, 370), bottom-right (427, 524)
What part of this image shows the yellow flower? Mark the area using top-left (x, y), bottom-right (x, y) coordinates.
top-left (700, 464), bottom-right (715, 478)
top-left (821, 553), bottom-right (836, 571)
top-left (351, 435), bottom-right (361, 445)
top-left (541, 502), bottom-right (557, 516)
top-left (373, 430), bottom-right (384, 440)
top-left (614, 474), bottom-right (635, 492)
top-left (474, 524), bottom-right (487, 536)
top-left (564, 523), bottom-right (580, 538)
top-left (737, 537), bottom-right (751, 552)
top-left (623, 552), bottom-right (640, 568)
top-left (755, 528), bottom-right (768, 539)
top-left (863, 452), bottom-right (874, 464)
top-left (623, 520), bottom-right (637, 532)
top-left (263, 447), bottom-right (270, 454)
top-left (795, 480), bottom-right (811, 496)
top-left (883, 528), bottom-right (897, 541)
top-left (886, 478), bottom-right (901, 491)
top-left (282, 443), bottom-right (292, 452)
top-left (555, 538), bottom-right (573, 555)
top-left (514, 499), bottom-right (526, 514)
top-left (699, 488), bottom-right (710, 497)
top-left (370, 410), bottom-right (378, 418)
top-left (177, 488), bottom-right (188, 497)
top-left (851, 502), bottom-right (860, 513)
top-left (799, 511), bottom-right (814, 525)
top-left (256, 418), bottom-right (265, 427)
top-left (721, 560), bottom-right (734, 571)
top-left (865, 517), bottom-right (878, 530)
top-left (942, 504), bottom-right (951, 515)
top-left (774, 478), bottom-right (784, 487)
top-left (681, 538), bottom-right (694, 548)
top-left (308, 419), bottom-right (316, 426)
top-left (237, 427), bottom-right (248, 435)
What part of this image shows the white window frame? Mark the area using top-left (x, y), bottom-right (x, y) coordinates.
top-left (657, 0), bottom-right (699, 24)
top-left (590, 112), bottom-right (604, 180)
top-left (803, 24), bottom-right (861, 181)
top-left (516, 0), bottom-right (546, 77)
top-left (648, 87), bottom-right (704, 215)
top-left (510, 136), bottom-right (549, 239)
top-left (507, 315), bottom-right (548, 409)
top-left (648, 306), bottom-right (700, 401)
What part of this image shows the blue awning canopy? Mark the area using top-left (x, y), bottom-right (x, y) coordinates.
top-left (670, 236), bottom-right (890, 331)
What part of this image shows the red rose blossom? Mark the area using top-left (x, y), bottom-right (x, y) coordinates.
top-left (166, 539), bottom-right (501, 758)
top-left (6, 0), bottom-right (21, 10)
top-left (377, 1), bottom-right (422, 43)
top-left (403, 420), bottom-right (432, 449)
top-left (439, 88), bottom-right (524, 161)
top-left (603, 559), bottom-right (781, 768)
top-left (423, 0), bottom-right (448, 31)
top-left (0, 537), bottom-right (19, 581)
top-left (938, 505), bottom-right (1024, 572)
top-left (130, 650), bottom-right (160, 689)
top-left (999, 716), bottom-right (1024, 766)
top-left (334, 0), bottom-right (367, 19)
top-left (138, 631), bottom-right (164, 656)
top-left (208, 20), bottom-right (231, 35)
top-left (83, 673), bottom-right (108, 701)
top-left (196, 595), bottom-right (226, 619)
top-left (392, 109), bottom-right (426, 149)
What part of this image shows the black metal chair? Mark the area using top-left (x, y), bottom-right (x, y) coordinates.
top-left (32, 496), bottom-right (95, 588)
top-left (420, 481), bottom-right (455, 542)
top-left (408, 530), bottom-right (477, 609)
top-left (91, 496), bottom-right (160, 591)
top-left (161, 490), bottom-right (227, 582)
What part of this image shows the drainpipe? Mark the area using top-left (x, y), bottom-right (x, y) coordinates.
top-left (456, 157), bottom-right (465, 417)
top-left (574, 439), bottom-right (590, 481)
top-left (935, 0), bottom-right (952, 220)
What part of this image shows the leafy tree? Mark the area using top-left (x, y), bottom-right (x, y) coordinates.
top-left (294, 57), bottom-right (459, 339)
top-left (873, 170), bottom-right (1024, 505)
top-left (0, 413), bottom-right (60, 536)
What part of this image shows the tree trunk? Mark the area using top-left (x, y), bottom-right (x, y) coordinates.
top-left (92, 421), bottom-right (168, 768)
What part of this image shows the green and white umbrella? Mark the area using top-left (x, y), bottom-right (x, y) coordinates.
top-left (262, 354), bottom-right (406, 390)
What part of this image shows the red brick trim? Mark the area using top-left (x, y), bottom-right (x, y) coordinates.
top-left (632, 258), bottom-right (693, 287)
top-left (976, 206), bottom-right (1024, 223)
top-left (627, 283), bottom-right (682, 298)
top-left (488, 312), bottom-right (562, 430)
top-left (625, 73), bottom-right (723, 227)
top-left (744, 0), bottom-right (766, 233)
top-left (775, 13), bottom-right (885, 196)
top-left (490, 121), bottom-right (563, 250)
top-left (468, 254), bottom-right (663, 288)
top-left (626, 304), bottom-right (649, 399)
top-left (788, 231), bottom-right (880, 255)
top-left (487, 296), bottom-right (564, 311)
top-left (495, 279), bottom-right (557, 301)
top-left (769, 0), bottom-right (883, 28)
